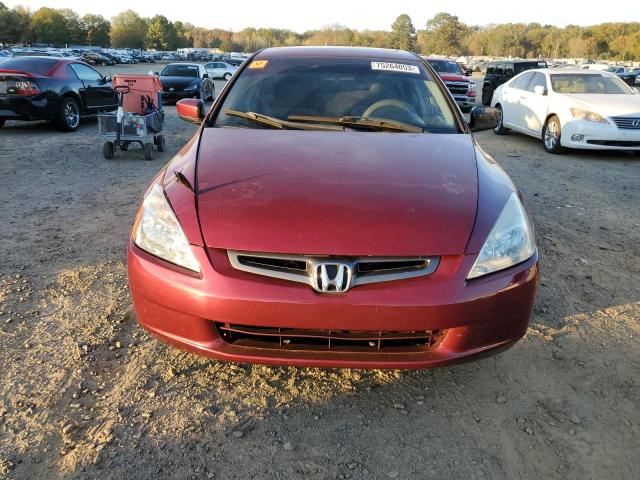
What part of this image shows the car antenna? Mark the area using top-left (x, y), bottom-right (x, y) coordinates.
top-left (174, 169), bottom-right (194, 192)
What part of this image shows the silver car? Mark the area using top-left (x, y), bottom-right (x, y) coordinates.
top-left (204, 61), bottom-right (238, 80)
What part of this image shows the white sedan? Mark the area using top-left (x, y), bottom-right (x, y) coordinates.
top-left (491, 69), bottom-right (640, 153)
top-left (204, 61), bottom-right (238, 80)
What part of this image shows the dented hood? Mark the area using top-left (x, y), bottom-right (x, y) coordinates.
top-left (196, 128), bottom-right (478, 256)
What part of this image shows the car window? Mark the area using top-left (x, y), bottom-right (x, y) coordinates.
top-left (486, 64), bottom-right (495, 75)
top-left (213, 56), bottom-right (459, 134)
top-left (527, 73), bottom-right (547, 92)
top-left (427, 60), bottom-right (463, 75)
top-left (495, 64), bottom-right (504, 76)
top-left (0, 57), bottom-right (58, 75)
top-left (510, 72), bottom-right (534, 90)
top-left (504, 63), bottom-right (514, 77)
top-left (205, 63), bottom-right (213, 69)
top-left (550, 73), bottom-right (633, 94)
top-left (161, 64), bottom-right (199, 77)
top-left (70, 63), bottom-right (102, 82)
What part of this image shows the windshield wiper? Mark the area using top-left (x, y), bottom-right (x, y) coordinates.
top-left (287, 115), bottom-right (425, 133)
top-left (223, 110), bottom-right (342, 131)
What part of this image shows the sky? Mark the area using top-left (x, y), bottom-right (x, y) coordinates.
top-left (4, 0), bottom-right (636, 31)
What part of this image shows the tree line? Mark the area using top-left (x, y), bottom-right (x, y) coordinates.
top-left (1, 4), bottom-right (639, 60)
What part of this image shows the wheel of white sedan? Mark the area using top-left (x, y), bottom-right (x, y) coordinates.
top-left (493, 105), bottom-right (509, 135)
top-left (542, 115), bottom-right (565, 154)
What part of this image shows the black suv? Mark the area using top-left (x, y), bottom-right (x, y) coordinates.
top-left (482, 60), bottom-right (547, 105)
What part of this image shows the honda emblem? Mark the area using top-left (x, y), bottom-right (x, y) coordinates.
top-left (312, 262), bottom-right (352, 293)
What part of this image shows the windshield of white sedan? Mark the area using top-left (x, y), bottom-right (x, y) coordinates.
top-left (213, 57), bottom-right (458, 133)
top-left (550, 74), bottom-right (632, 94)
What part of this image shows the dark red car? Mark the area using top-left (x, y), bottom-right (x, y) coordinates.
top-left (128, 47), bottom-right (538, 369)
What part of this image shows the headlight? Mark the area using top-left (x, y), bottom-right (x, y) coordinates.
top-left (570, 108), bottom-right (607, 123)
top-left (184, 83), bottom-right (198, 91)
top-left (133, 183), bottom-right (200, 272)
top-left (467, 193), bottom-right (535, 279)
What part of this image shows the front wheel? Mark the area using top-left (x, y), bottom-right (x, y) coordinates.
top-left (481, 87), bottom-right (493, 106)
top-left (54, 97), bottom-right (81, 132)
top-left (143, 142), bottom-right (154, 161)
top-left (102, 141), bottom-right (115, 159)
top-left (224, 72), bottom-right (232, 81)
top-left (543, 115), bottom-right (565, 154)
top-left (493, 105), bottom-right (509, 135)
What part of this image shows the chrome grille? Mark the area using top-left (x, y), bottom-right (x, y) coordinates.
top-left (444, 81), bottom-right (470, 95)
top-left (611, 116), bottom-right (640, 129)
top-left (228, 251), bottom-right (439, 293)
top-left (216, 323), bottom-right (444, 352)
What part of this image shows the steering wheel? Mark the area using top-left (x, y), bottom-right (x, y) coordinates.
top-left (362, 99), bottom-right (415, 118)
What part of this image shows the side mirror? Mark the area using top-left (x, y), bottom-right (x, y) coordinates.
top-left (103, 76), bottom-right (111, 83)
top-left (176, 98), bottom-right (205, 124)
top-left (469, 106), bottom-right (500, 132)
top-left (202, 73), bottom-right (209, 79)
top-left (533, 85), bottom-right (547, 96)
top-left (153, 71), bottom-right (159, 76)
top-left (465, 70), bottom-right (472, 77)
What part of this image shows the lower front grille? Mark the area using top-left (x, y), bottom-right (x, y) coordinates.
top-left (215, 323), bottom-right (444, 352)
top-left (587, 140), bottom-right (640, 147)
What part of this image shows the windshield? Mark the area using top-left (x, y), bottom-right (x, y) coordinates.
top-left (605, 67), bottom-right (621, 73)
top-left (428, 60), bottom-right (463, 75)
top-left (213, 56), bottom-right (458, 133)
top-left (550, 74), bottom-right (633, 94)
top-left (161, 65), bottom-right (198, 77)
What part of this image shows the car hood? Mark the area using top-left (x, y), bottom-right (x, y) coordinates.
top-left (439, 73), bottom-right (470, 82)
top-left (160, 76), bottom-right (198, 88)
top-left (561, 94), bottom-right (640, 116)
top-left (196, 129), bottom-right (478, 256)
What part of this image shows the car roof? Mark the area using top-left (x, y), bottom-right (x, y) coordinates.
top-left (255, 46), bottom-right (418, 61)
top-left (545, 68), bottom-right (617, 76)
top-left (166, 62), bottom-right (200, 67)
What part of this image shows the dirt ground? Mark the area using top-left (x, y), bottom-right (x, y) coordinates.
top-left (0, 66), bottom-right (638, 480)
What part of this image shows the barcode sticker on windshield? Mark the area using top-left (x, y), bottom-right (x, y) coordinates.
top-left (371, 62), bottom-right (420, 74)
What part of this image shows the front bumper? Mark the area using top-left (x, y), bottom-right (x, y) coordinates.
top-left (561, 119), bottom-right (640, 150)
top-left (161, 90), bottom-right (198, 102)
top-left (128, 242), bottom-right (539, 369)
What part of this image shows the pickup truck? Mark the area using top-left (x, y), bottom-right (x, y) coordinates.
top-left (423, 58), bottom-right (476, 112)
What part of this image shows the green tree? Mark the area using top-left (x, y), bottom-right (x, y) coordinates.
top-left (145, 15), bottom-right (176, 50)
top-left (82, 14), bottom-right (110, 46)
top-left (59, 8), bottom-right (84, 44)
top-left (420, 12), bottom-right (467, 56)
top-left (30, 7), bottom-right (67, 45)
top-left (390, 14), bottom-right (416, 51)
top-left (110, 10), bottom-right (147, 48)
top-left (0, 3), bottom-right (22, 44)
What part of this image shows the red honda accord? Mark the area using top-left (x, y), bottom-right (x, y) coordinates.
top-left (128, 47), bottom-right (538, 369)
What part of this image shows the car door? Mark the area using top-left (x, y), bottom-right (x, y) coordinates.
top-left (204, 62), bottom-right (215, 76)
top-left (518, 72), bottom-right (549, 135)
top-left (501, 72), bottom-right (534, 130)
top-left (69, 63), bottom-right (115, 112)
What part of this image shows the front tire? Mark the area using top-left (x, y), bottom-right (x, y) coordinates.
top-left (482, 87), bottom-right (493, 106)
top-left (543, 115), bottom-right (565, 154)
top-left (54, 97), bottom-right (81, 132)
top-left (493, 105), bottom-right (509, 135)
top-left (224, 72), bottom-right (232, 81)
top-left (143, 142), bottom-right (154, 161)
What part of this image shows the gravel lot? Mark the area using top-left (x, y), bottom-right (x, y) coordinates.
top-left (0, 65), bottom-right (638, 480)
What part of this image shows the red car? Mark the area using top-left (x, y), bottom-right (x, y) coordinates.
top-left (128, 47), bottom-right (538, 369)
top-left (424, 58), bottom-right (477, 112)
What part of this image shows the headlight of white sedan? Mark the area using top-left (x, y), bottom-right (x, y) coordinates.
top-left (468, 193), bottom-right (536, 279)
top-left (570, 108), bottom-right (607, 124)
top-left (133, 183), bottom-right (200, 272)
